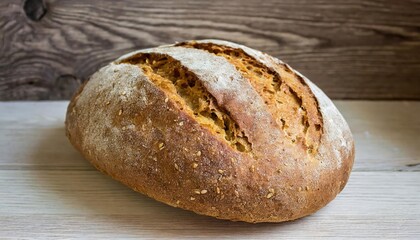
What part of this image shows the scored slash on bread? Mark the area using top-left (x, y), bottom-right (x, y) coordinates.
top-left (65, 39), bottom-right (354, 223)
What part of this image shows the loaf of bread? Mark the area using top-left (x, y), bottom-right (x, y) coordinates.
top-left (65, 39), bottom-right (354, 223)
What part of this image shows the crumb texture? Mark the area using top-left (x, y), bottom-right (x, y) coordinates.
top-left (121, 53), bottom-right (252, 152)
top-left (178, 42), bottom-right (323, 153)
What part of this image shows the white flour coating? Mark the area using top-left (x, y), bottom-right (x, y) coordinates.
top-left (68, 39), bottom-right (354, 223)
top-left (189, 39), bottom-right (353, 169)
top-left (74, 63), bottom-right (150, 164)
top-left (116, 40), bottom-right (353, 169)
top-left (122, 46), bottom-right (286, 156)
top-left (139, 46), bottom-right (251, 103)
top-left (195, 39), bottom-right (286, 65)
top-left (302, 79), bottom-right (353, 168)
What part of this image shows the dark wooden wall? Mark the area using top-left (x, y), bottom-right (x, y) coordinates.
top-left (1, 0), bottom-right (419, 100)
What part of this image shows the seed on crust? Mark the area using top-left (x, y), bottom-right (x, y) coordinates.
top-left (158, 142), bottom-right (165, 150)
top-left (266, 188), bottom-right (275, 199)
top-left (234, 190), bottom-right (240, 197)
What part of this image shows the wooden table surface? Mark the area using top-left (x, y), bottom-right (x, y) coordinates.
top-left (0, 101), bottom-right (419, 239)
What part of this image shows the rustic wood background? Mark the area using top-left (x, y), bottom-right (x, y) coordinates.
top-left (1, 0), bottom-right (419, 100)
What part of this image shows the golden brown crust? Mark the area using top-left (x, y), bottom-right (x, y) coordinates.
top-left (65, 40), bottom-right (354, 223)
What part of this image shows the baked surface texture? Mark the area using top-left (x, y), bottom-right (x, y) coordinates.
top-left (65, 39), bottom-right (354, 223)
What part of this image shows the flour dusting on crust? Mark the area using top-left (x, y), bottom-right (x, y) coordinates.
top-left (66, 39), bottom-right (355, 223)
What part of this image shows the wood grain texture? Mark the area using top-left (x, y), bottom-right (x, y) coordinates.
top-left (0, 171), bottom-right (419, 239)
top-left (1, 0), bottom-right (420, 100)
top-left (0, 101), bottom-right (419, 238)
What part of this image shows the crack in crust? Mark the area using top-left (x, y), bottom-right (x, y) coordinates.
top-left (177, 42), bottom-right (323, 153)
top-left (121, 53), bottom-right (252, 152)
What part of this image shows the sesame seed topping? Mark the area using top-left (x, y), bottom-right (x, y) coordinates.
top-left (164, 98), bottom-right (169, 103)
top-left (190, 197), bottom-right (195, 201)
top-left (197, 151), bottom-right (201, 156)
top-left (192, 163), bottom-right (198, 169)
top-left (298, 187), bottom-right (302, 191)
top-left (194, 189), bottom-right (201, 194)
top-left (121, 91), bottom-right (126, 96)
top-left (176, 200), bottom-right (180, 205)
top-left (266, 188), bottom-right (275, 199)
top-left (201, 189), bottom-right (208, 194)
top-left (153, 157), bottom-right (157, 162)
top-left (266, 192), bottom-right (274, 199)
top-left (218, 169), bottom-right (224, 174)
top-left (179, 121), bottom-right (184, 126)
top-left (118, 109), bottom-right (123, 115)
top-left (158, 143), bottom-right (164, 150)
top-left (305, 186), bottom-right (310, 191)
top-left (218, 175), bottom-right (223, 181)
top-left (250, 165), bottom-right (255, 172)
top-left (106, 101), bottom-right (110, 105)
top-left (174, 163), bottom-right (179, 171)
top-left (234, 190), bottom-right (239, 197)
top-left (216, 187), bottom-right (220, 194)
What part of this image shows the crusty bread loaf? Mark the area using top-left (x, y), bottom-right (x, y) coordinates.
top-left (65, 39), bottom-right (354, 223)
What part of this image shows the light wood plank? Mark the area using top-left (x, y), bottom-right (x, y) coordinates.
top-left (0, 101), bottom-right (419, 238)
top-left (335, 101), bottom-right (420, 171)
top-left (0, 171), bottom-right (418, 239)
top-left (0, 101), bottom-right (419, 171)
top-left (0, 102), bottom-right (90, 170)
